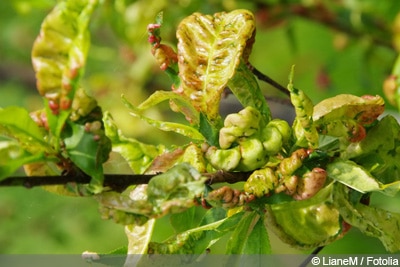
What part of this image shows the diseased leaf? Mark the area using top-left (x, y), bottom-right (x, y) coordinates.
top-left (265, 183), bottom-right (342, 249)
top-left (313, 94), bottom-right (385, 125)
top-left (148, 211), bottom-right (244, 254)
top-left (122, 95), bottom-right (205, 141)
top-left (32, 0), bottom-right (97, 114)
top-left (124, 219), bottom-right (156, 266)
top-left (176, 9), bottom-right (256, 123)
top-left (334, 183), bottom-right (400, 252)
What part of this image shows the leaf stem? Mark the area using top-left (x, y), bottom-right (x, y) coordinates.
top-left (247, 63), bottom-right (290, 97)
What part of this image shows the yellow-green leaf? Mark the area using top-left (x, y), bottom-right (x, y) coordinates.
top-left (176, 9), bottom-right (256, 122)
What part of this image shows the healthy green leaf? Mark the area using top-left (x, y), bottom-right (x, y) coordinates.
top-left (170, 206), bottom-right (197, 234)
top-left (63, 122), bottom-right (106, 193)
top-left (176, 9), bottom-right (256, 123)
top-left (226, 211), bottom-right (271, 254)
top-left (122, 95), bottom-right (205, 141)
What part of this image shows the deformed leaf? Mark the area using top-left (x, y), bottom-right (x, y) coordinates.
top-left (333, 183), bottom-right (400, 252)
top-left (265, 183), bottom-right (342, 249)
top-left (148, 211), bottom-right (244, 254)
top-left (313, 94), bottom-right (384, 125)
top-left (124, 219), bottom-right (155, 266)
top-left (176, 9), bottom-right (256, 122)
top-left (32, 0), bottom-right (97, 112)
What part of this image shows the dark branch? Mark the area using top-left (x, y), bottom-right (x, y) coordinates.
top-left (0, 171), bottom-right (252, 192)
top-left (247, 63), bottom-right (291, 97)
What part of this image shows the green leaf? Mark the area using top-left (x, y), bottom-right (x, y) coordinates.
top-left (0, 140), bottom-right (46, 180)
top-left (31, 0), bottom-right (97, 136)
top-left (327, 160), bottom-right (381, 193)
top-left (176, 9), bottom-right (256, 123)
top-left (226, 211), bottom-right (271, 254)
top-left (64, 122), bottom-right (105, 193)
top-left (170, 206), bottom-right (196, 233)
top-left (137, 90), bottom-right (199, 125)
top-left (0, 106), bottom-right (51, 153)
top-left (228, 60), bottom-right (271, 123)
top-left (124, 219), bottom-right (156, 265)
top-left (147, 163), bottom-right (207, 217)
top-left (199, 112), bottom-right (220, 146)
top-left (148, 211), bottom-right (244, 254)
top-left (333, 183), bottom-right (400, 252)
top-left (103, 112), bottom-right (162, 174)
top-left (265, 183), bottom-right (342, 249)
top-left (313, 94), bottom-right (384, 125)
top-left (122, 95), bottom-right (205, 141)
top-left (32, 0), bottom-right (96, 103)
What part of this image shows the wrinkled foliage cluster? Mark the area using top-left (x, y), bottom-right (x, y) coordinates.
top-left (2, 0), bottom-right (400, 263)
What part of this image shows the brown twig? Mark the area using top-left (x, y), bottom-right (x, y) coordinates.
top-left (0, 171), bottom-right (252, 192)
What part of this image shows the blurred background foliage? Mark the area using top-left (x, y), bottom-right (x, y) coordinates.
top-left (1, 0), bottom-right (400, 254)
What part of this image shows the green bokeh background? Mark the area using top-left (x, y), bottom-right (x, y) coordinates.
top-left (1, 0), bottom-right (400, 255)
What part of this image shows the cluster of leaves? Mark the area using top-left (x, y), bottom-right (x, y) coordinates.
top-left (2, 0), bottom-right (400, 263)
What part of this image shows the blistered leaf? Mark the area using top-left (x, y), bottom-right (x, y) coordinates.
top-left (32, 0), bottom-right (97, 115)
top-left (103, 112), bottom-right (162, 174)
top-left (148, 211), bottom-right (243, 254)
top-left (313, 94), bottom-right (384, 125)
top-left (288, 67), bottom-right (318, 148)
top-left (147, 163), bottom-right (207, 217)
top-left (176, 9), bottom-right (256, 123)
top-left (327, 160), bottom-right (381, 193)
top-left (122, 96), bottom-right (205, 141)
top-left (333, 183), bottom-right (400, 252)
top-left (265, 183), bottom-right (342, 249)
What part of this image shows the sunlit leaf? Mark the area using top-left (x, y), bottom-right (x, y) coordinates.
top-left (313, 94), bottom-right (384, 125)
top-left (327, 160), bottom-right (381, 193)
top-left (176, 9), bottom-right (256, 123)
